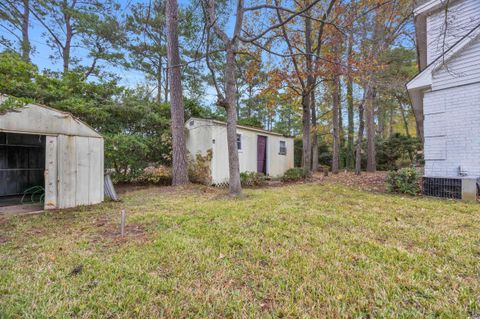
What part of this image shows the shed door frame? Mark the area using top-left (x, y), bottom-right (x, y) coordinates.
top-left (0, 130), bottom-right (58, 210)
top-left (257, 135), bottom-right (268, 175)
top-left (44, 135), bottom-right (58, 210)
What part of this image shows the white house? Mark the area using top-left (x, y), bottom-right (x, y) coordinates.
top-left (0, 96), bottom-right (104, 211)
top-left (185, 118), bottom-right (294, 185)
top-left (407, 0), bottom-right (480, 200)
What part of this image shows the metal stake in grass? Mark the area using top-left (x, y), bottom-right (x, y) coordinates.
top-left (120, 209), bottom-right (126, 237)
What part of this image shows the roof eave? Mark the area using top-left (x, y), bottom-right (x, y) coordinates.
top-left (414, 0), bottom-right (448, 16)
top-left (186, 117), bottom-right (292, 138)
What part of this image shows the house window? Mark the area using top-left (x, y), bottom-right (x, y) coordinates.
top-left (279, 141), bottom-right (287, 155)
top-left (237, 134), bottom-right (242, 150)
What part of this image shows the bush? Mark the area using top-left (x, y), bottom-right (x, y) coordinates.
top-left (282, 167), bottom-right (310, 182)
top-left (135, 166), bottom-right (172, 185)
top-left (376, 134), bottom-right (423, 171)
top-left (386, 168), bottom-right (420, 196)
top-left (105, 133), bottom-right (150, 183)
top-left (240, 171), bottom-right (267, 187)
top-left (188, 150), bottom-right (213, 185)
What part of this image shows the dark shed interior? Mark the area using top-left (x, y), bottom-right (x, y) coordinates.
top-left (0, 132), bottom-right (46, 206)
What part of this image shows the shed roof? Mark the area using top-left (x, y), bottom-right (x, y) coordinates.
top-left (0, 96), bottom-right (102, 138)
top-left (188, 117), bottom-right (293, 138)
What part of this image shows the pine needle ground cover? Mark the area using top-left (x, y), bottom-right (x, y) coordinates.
top-left (1, 183), bottom-right (479, 318)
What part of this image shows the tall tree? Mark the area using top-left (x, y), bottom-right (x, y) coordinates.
top-left (166, 0), bottom-right (188, 185)
top-left (126, 1), bottom-right (167, 103)
top-left (0, 0), bottom-right (31, 61)
top-left (203, 0), bottom-right (319, 194)
top-left (355, 0), bottom-right (413, 173)
top-left (268, 0), bottom-right (336, 171)
top-left (345, 29), bottom-right (355, 169)
top-left (32, 0), bottom-right (123, 77)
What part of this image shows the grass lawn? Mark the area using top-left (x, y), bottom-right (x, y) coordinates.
top-left (1, 182), bottom-right (479, 318)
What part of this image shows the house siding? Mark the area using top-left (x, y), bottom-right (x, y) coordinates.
top-left (432, 35), bottom-right (480, 90)
top-left (426, 0), bottom-right (480, 65)
top-left (423, 82), bottom-right (480, 178)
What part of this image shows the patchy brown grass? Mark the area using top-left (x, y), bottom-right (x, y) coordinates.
top-left (314, 171), bottom-right (388, 192)
top-left (1, 182), bottom-right (479, 318)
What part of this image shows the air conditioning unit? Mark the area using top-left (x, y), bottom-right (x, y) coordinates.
top-left (423, 177), bottom-right (478, 201)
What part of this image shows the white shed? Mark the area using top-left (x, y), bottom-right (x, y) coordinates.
top-left (185, 118), bottom-right (294, 185)
top-left (0, 97), bottom-right (104, 210)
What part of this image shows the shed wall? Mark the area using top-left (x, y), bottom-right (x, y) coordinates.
top-left (56, 135), bottom-right (104, 209)
top-left (185, 119), bottom-right (294, 185)
top-left (211, 125), bottom-right (293, 184)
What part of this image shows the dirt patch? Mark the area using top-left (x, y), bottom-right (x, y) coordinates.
top-left (98, 223), bottom-right (148, 240)
top-left (0, 234), bottom-right (8, 244)
top-left (313, 171), bottom-right (388, 192)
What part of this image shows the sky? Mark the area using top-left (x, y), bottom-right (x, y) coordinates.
top-left (0, 0), bottom-right (210, 93)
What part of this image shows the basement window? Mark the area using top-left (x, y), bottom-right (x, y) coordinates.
top-left (279, 141), bottom-right (287, 155)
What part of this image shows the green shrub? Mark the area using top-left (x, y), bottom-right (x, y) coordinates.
top-left (105, 133), bottom-right (150, 183)
top-left (240, 171), bottom-right (267, 187)
top-left (282, 167), bottom-right (310, 182)
top-left (386, 168), bottom-right (420, 196)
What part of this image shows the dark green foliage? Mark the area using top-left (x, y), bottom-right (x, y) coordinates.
top-left (238, 117), bottom-right (264, 128)
top-left (0, 51), bottom-right (215, 183)
top-left (294, 137), bottom-right (332, 169)
top-left (376, 133), bottom-right (423, 171)
top-left (0, 96), bottom-right (32, 115)
top-left (294, 138), bottom-right (303, 167)
top-left (386, 168), bottom-right (420, 196)
top-left (104, 134), bottom-right (149, 182)
top-left (240, 172), bottom-right (267, 187)
top-left (282, 167), bottom-right (310, 182)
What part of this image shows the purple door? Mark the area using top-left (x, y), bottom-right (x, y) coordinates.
top-left (257, 136), bottom-right (267, 174)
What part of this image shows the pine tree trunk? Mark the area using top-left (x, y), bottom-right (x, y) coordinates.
top-left (302, 6), bottom-right (313, 172)
top-left (157, 56), bottom-right (163, 103)
top-left (355, 98), bottom-right (366, 175)
top-left (346, 76), bottom-right (354, 169)
top-left (332, 75), bottom-right (340, 174)
top-left (399, 101), bottom-right (411, 137)
top-left (225, 49), bottom-right (242, 195)
top-left (346, 30), bottom-right (354, 169)
top-left (412, 102), bottom-right (424, 142)
top-left (165, 64), bottom-right (169, 103)
top-left (366, 86), bottom-right (376, 172)
top-left (311, 90), bottom-right (318, 171)
top-left (338, 79), bottom-right (344, 169)
top-left (166, 0), bottom-right (188, 185)
top-left (21, 0), bottom-right (30, 61)
top-left (301, 93), bottom-right (311, 170)
top-left (63, 9), bottom-right (72, 75)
